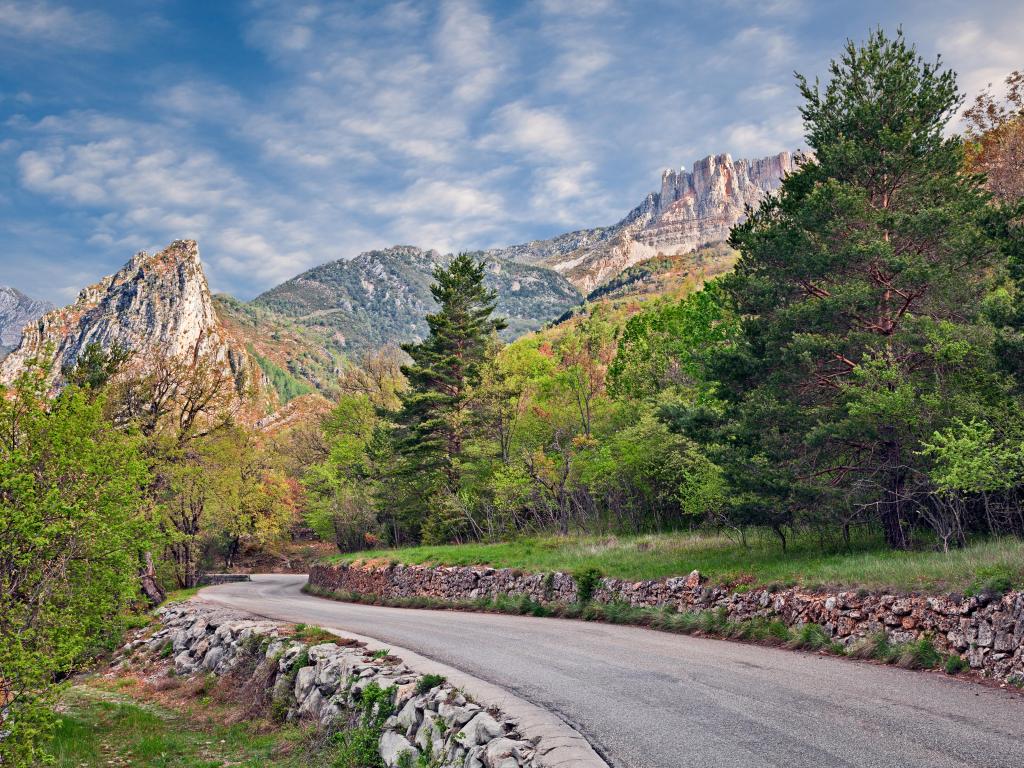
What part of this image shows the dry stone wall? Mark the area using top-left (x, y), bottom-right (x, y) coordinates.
top-left (309, 561), bottom-right (1024, 683)
top-left (127, 601), bottom-right (543, 768)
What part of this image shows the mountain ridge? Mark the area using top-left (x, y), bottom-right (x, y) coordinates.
top-left (0, 286), bottom-right (53, 358)
top-left (253, 245), bottom-right (582, 353)
top-left (488, 150), bottom-right (795, 293)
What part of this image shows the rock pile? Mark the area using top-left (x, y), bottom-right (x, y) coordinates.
top-left (309, 561), bottom-right (1024, 683)
top-left (128, 601), bottom-right (540, 768)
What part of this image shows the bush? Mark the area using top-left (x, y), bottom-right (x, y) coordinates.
top-left (573, 567), bottom-right (603, 604)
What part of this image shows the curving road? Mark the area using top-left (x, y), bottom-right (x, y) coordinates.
top-left (201, 574), bottom-right (1024, 768)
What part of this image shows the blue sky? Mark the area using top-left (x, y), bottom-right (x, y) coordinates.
top-left (1, 0), bottom-right (1021, 304)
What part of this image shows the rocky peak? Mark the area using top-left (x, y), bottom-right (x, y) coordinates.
top-left (0, 286), bottom-right (53, 357)
top-left (0, 240), bottom-right (233, 389)
top-left (492, 150), bottom-right (797, 293)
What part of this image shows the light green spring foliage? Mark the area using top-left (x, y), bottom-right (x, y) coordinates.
top-left (0, 368), bottom-right (150, 766)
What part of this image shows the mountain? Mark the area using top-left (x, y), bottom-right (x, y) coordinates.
top-left (490, 151), bottom-right (795, 293)
top-left (0, 241), bottom-right (279, 411)
top-left (253, 246), bottom-right (582, 353)
top-left (0, 287), bottom-right (53, 358)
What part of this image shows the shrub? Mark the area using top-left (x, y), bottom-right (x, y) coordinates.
top-left (573, 567), bottom-right (603, 604)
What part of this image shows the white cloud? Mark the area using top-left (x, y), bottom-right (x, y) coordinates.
top-left (0, 1), bottom-right (114, 48)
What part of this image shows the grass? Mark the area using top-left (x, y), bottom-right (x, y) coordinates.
top-left (48, 685), bottom-right (320, 768)
top-left (329, 530), bottom-right (1024, 594)
top-left (161, 587), bottom-right (200, 605)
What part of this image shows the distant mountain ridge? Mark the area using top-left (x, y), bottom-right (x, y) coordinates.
top-left (489, 151), bottom-right (795, 293)
top-left (253, 245), bottom-right (582, 353)
top-left (0, 286), bottom-right (53, 358)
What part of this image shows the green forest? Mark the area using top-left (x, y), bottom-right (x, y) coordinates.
top-left (2, 29), bottom-right (1024, 766)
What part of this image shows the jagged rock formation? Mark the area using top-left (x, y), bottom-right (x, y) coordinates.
top-left (491, 151), bottom-right (796, 293)
top-left (253, 246), bottom-right (582, 353)
top-left (0, 286), bottom-right (52, 359)
top-left (0, 241), bottom-right (265, 404)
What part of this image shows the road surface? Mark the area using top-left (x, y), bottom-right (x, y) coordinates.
top-left (200, 574), bottom-right (1024, 768)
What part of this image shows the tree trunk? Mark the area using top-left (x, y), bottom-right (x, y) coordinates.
top-left (139, 551), bottom-right (165, 605)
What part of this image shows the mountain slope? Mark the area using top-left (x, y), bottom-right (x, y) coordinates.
top-left (0, 286), bottom-right (53, 358)
top-left (0, 241), bottom-right (290, 423)
top-left (253, 246), bottom-right (582, 353)
top-left (491, 151), bottom-right (795, 293)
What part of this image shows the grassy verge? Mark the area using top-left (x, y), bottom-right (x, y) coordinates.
top-left (304, 583), bottom-right (969, 677)
top-left (49, 682), bottom-right (325, 768)
top-left (327, 530), bottom-right (1024, 594)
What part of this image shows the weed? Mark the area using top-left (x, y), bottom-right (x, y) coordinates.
top-left (895, 637), bottom-right (941, 670)
top-left (944, 654), bottom-right (969, 675)
top-left (415, 674), bottom-right (447, 694)
top-left (159, 641), bottom-right (174, 659)
top-left (965, 565), bottom-right (1016, 599)
top-left (786, 622), bottom-right (831, 651)
top-left (1007, 674), bottom-right (1024, 688)
top-left (371, 648), bottom-right (391, 660)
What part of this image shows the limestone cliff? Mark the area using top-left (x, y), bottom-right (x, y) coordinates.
top-left (491, 151), bottom-right (796, 293)
top-left (0, 241), bottom-right (263, 402)
top-left (0, 286), bottom-right (53, 358)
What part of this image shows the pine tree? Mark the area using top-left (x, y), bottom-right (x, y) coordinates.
top-left (698, 30), bottom-right (1011, 549)
top-left (391, 254), bottom-right (507, 535)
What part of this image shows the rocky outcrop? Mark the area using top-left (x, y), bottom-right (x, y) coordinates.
top-left (490, 151), bottom-right (797, 294)
top-left (126, 601), bottom-right (558, 767)
top-left (0, 286), bottom-right (52, 359)
top-left (310, 561), bottom-right (1024, 684)
top-left (1, 241), bottom-right (245, 389)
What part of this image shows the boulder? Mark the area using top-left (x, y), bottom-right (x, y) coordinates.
top-left (458, 712), bottom-right (504, 747)
top-left (379, 731), bottom-right (418, 767)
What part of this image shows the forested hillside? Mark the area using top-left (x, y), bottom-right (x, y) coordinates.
top-left (253, 246), bottom-right (582, 353)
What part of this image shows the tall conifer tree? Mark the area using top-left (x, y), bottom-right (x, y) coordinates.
top-left (697, 30), bottom-right (1010, 549)
top-left (393, 254), bottom-right (507, 524)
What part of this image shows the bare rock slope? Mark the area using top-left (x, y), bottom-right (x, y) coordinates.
top-left (492, 151), bottom-right (795, 293)
top-left (0, 286), bottom-right (53, 358)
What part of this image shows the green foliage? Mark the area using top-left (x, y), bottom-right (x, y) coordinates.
top-left (944, 654), bottom-right (969, 674)
top-left (390, 254), bottom-right (507, 537)
top-left (965, 565), bottom-right (1017, 597)
top-left (895, 637), bottom-right (941, 669)
top-left (0, 369), bottom-right (150, 767)
top-left (333, 682), bottom-right (397, 768)
top-left (250, 346), bottom-right (313, 404)
top-left (786, 623), bottom-right (832, 651)
top-left (414, 674), bottom-right (447, 694)
top-left (673, 29), bottom-right (1021, 550)
top-left (573, 567), bottom-right (603, 604)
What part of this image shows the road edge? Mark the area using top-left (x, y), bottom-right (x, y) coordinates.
top-left (198, 585), bottom-right (610, 768)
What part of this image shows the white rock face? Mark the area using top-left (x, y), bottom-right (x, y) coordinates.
top-left (0, 240), bottom-right (240, 390)
top-left (0, 286), bottom-right (53, 358)
top-left (490, 151), bottom-right (797, 294)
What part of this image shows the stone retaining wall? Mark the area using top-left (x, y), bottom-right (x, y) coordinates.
top-left (309, 561), bottom-right (1024, 683)
top-left (123, 601), bottom-right (544, 768)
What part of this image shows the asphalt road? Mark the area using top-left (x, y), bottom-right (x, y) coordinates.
top-left (201, 574), bottom-right (1024, 768)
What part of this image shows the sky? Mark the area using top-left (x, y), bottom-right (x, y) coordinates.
top-left (0, 0), bottom-right (1021, 304)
